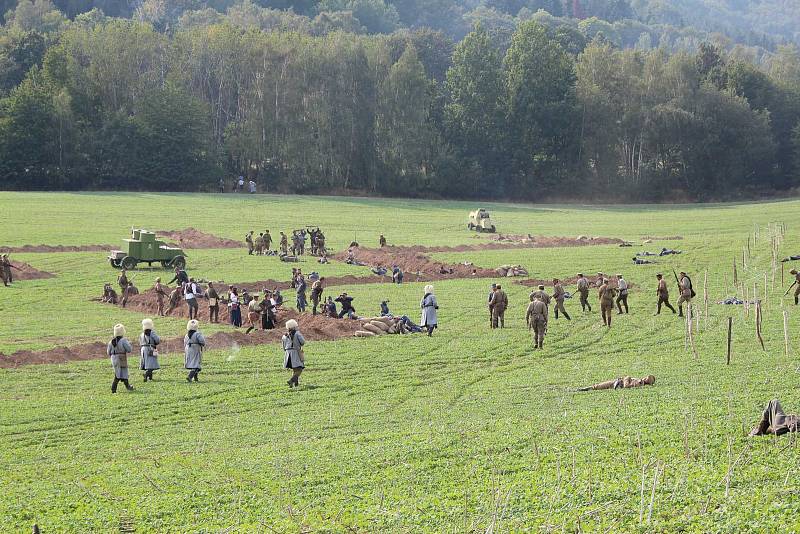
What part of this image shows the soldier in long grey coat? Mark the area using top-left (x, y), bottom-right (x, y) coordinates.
top-left (139, 318), bottom-right (161, 382)
top-left (108, 323), bottom-right (134, 393)
top-left (420, 285), bottom-right (438, 337)
top-left (283, 319), bottom-right (306, 388)
top-left (184, 319), bottom-right (206, 382)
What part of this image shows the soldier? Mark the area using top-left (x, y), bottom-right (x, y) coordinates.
top-left (655, 273), bottom-right (676, 315)
top-left (283, 319), bottom-right (306, 388)
top-left (139, 318), bottom-right (161, 382)
top-left (616, 274), bottom-right (629, 314)
top-left (245, 295), bottom-right (261, 334)
top-left (677, 271), bottom-right (694, 317)
top-left (246, 231), bottom-right (254, 255)
top-left (118, 269), bottom-right (130, 307)
top-left (577, 375), bottom-right (655, 391)
top-left (530, 284), bottom-right (551, 309)
top-left (525, 294), bottom-right (548, 349)
top-left (264, 230), bottom-right (273, 252)
top-left (749, 399), bottom-right (800, 436)
top-left (184, 319), bottom-right (206, 382)
top-left (790, 269), bottom-right (800, 305)
top-left (296, 271), bottom-right (308, 312)
top-left (487, 283), bottom-right (497, 327)
top-left (552, 278), bottom-right (571, 320)
top-left (280, 232), bottom-right (289, 256)
top-left (165, 286), bottom-right (181, 315)
top-left (206, 281), bottom-right (220, 323)
top-left (595, 272), bottom-right (605, 288)
top-left (316, 231), bottom-right (326, 255)
top-left (598, 278), bottom-right (617, 327)
top-left (311, 277), bottom-right (324, 315)
top-left (576, 273), bottom-right (591, 312)
top-left (379, 234), bottom-right (387, 247)
top-left (2, 254), bottom-right (20, 285)
top-left (108, 324), bottom-right (134, 393)
top-left (184, 278), bottom-right (200, 320)
top-left (169, 266), bottom-right (189, 286)
top-left (299, 229), bottom-right (307, 255)
top-left (154, 277), bottom-right (167, 316)
top-left (102, 283), bottom-right (118, 304)
top-left (489, 284), bottom-right (508, 328)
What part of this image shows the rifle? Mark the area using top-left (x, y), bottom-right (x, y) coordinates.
top-left (672, 268), bottom-right (681, 289)
top-left (785, 281), bottom-right (797, 297)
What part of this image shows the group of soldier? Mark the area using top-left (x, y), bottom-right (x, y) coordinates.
top-left (246, 228), bottom-right (327, 258)
top-left (0, 253), bottom-right (20, 286)
top-left (487, 270), bottom-right (696, 349)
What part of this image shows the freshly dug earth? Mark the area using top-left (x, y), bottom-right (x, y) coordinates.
top-left (0, 244), bottom-right (110, 253)
top-left (7, 261), bottom-right (55, 281)
top-left (157, 228), bottom-right (242, 249)
top-left (472, 235), bottom-right (623, 250)
top-left (0, 309), bottom-right (362, 368)
top-left (640, 235), bottom-right (684, 241)
top-left (334, 247), bottom-right (497, 281)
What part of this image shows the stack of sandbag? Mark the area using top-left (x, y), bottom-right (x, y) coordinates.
top-left (495, 265), bottom-right (529, 277)
top-left (354, 316), bottom-right (394, 337)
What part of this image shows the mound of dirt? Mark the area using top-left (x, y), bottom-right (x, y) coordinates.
top-left (8, 261), bottom-right (55, 281)
top-left (1, 308), bottom-right (364, 368)
top-left (441, 235), bottom-right (624, 251)
top-left (157, 228), bottom-right (241, 249)
top-left (334, 247), bottom-right (496, 281)
top-left (640, 236), bottom-right (684, 241)
top-left (0, 244), bottom-right (111, 253)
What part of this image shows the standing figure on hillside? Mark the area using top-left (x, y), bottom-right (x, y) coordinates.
top-left (616, 274), bottom-right (629, 314)
top-left (526, 293), bottom-right (548, 349)
top-left (154, 277), bottom-right (167, 316)
top-left (245, 295), bottom-right (261, 334)
top-left (598, 279), bottom-right (617, 327)
top-left (260, 290), bottom-right (276, 330)
top-left (420, 285), bottom-right (438, 337)
top-left (654, 273), bottom-right (676, 314)
top-left (677, 271), bottom-right (694, 317)
top-left (379, 234), bottom-right (387, 247)
top-left (118, 269), bottom-right (130, 307)
top-left (595, 272), bottom-right (605, 288)
top-left (246, 231), bottom-right (254, 255)
top-left (184, 278), bottom-right (200, 320)
top-left (184, 319), bottom-right (206, 382)
top-left (490, 284), bottom-right (508, 328)
top-left (283, 319), bottom-right (306, 388)
top-left (280, 232), bottom-right (288, 256)
top-left (254, 233), bottom-right (264, 255)
top-left (1, 254), bottom-right (20, 285)
top-left (576, 273), bottom-right (591, 312)
top-left (552, 278), bottom-right (571, 320)
top-left (264, 230), bottom-right (273, 252)
top-left (296, 272), bottom-right (308, 313)
top-left (206, 282), bottom-right (220, 323)
top-left (228, 286), bottom-right (242, 327)
top-left (487, 283), bottom-right (497, 327)
top-left (139, 318), bottom-right (161, 382)
top-left (530, 284), bottom-right (551, 309)
top-left (311, 277), bottom-right (324, 315)
top-left (108, 324), bottom-right (134, 393)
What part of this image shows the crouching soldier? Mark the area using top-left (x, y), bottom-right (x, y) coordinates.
top-left (139, 318), bottom-right (161, 382)
top-left (525, 294), bottom-right (548, 349)
top-left (108, 324), bottom-right (134, 393)
top-left (184, 319), bottom-right (206, 382)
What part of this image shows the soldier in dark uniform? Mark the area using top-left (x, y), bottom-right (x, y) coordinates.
top-left (749, 399), bottom-right (800, 436)
top-left (379, 234), bottom-right (387, 247)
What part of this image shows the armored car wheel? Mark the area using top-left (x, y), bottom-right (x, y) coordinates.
top-left (171, 256), bottom-right (186, 270)
top-left (121, 256), bottom-right (138, 270)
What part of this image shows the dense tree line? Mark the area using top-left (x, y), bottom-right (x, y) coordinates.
top-left (1, 0), bottom-right (799, 200)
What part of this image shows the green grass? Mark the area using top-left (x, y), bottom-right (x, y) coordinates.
top-left (2, 192), bottom-right (800, 532)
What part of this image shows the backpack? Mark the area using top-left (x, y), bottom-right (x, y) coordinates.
top-left (686, 276), bottom-right (696, 298)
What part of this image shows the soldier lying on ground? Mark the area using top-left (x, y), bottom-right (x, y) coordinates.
top-left (577, 375), bottom-right (655, 391)
top-left (749, 399), bottom-right (800, 436)
top-left (780, 255), bottom-right (800, 262)
top-left (659, 248), bottom-right (682, 256)
top-left (633, 257), bottom-right (656, 264)
top-left (636, 251), bottom-right (659, 256)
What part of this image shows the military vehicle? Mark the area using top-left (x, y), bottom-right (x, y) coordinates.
top-left (467, 209), bottom-right (496, 233)
top-left (108, 229), bottom-right (186, 270)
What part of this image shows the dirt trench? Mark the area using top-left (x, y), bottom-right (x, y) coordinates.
top-left (156, 228), bottom-right (242, 249)
top-left (5, 261), bottom-right (55, 281)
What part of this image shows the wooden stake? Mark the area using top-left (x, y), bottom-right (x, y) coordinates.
top-left (782, 263), bottom-right (785, 287)
top-left (727, 317), bottom-right (732, 365)
top-left (703, 270), bottom-right (709, 329)
top-left (784, 311), bottom-right (790, 359)
top-left (733, 259), bottom-right (738, 286)
top-left (756, 301), bottom-right (765, 351)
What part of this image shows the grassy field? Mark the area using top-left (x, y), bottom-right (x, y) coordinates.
top-left (2, 192), bottom-right (800, 532)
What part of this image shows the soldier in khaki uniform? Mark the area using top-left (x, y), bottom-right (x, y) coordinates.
top-left (154, 277), bottom-right (167, 316)
top-left (530, 284), bottom-right (551, 309)
top-left (677, 271), bottom-right (694, 317)
top-left (598, 279), bottom-right (617, 327)
top-left (654, 273), bottom-right (676, 314)
top-left (246, 231), bottom-right (254, 255)
top-left (526, 294), bottom-right (548, 349)
top-left (595, 272), bottom-right (605, 288)
top-left (264, 230), bottom-right (273, 252)
top-left (576, 273), bottom-right (591, 312)
top-left (552, 278), bottom-right (571, 320)
top-left (280, 232), bottom-right (289, 256)
top-left (615, 274), bottom-right (629, 314)
top-left (118, 269), bottom-right (131, 307)
top-left (489, 284), bottom-right (508, 328)
top-left (578, 375), bottom-right (655, 391)
top-left (790, 269), bottom-right (800, 305)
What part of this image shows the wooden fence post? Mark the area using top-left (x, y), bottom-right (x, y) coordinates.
top-left (727, 317), bottom-right (733, 365)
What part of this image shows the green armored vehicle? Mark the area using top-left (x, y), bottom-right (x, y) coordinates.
top-left (108, 229), bottom-right (186, 270)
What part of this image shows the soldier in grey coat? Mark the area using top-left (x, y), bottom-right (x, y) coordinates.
top-left (108, 323), bottom-right (134, 393)
top-left (283, 319), bottom-right (306, 388)
top-left (420, 285), bottom-right (438, 337)
top-left (139, 318), bottom-right (161, 382)
top-left (184, 319), bottom-right (206, 382)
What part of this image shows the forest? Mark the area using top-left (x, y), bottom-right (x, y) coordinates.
top-left (0, 0), bottom-right (799, 200)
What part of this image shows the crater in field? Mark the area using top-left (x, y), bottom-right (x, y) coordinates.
top-left (156, 228), bottom-right (242, 249)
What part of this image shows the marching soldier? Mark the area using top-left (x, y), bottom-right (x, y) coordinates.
top-left (489, 284), bottom-right (508, 328)
top-left (552, 278), bottom-right (571, 320)
top-left (677, 271), bottom-right (694, 317)
top-left (598, 278), bottom-right (617, 327)
top-left (655, 273), bottom-right (676, 314)
top-left (108, 324), bottom-right (134, 393)
top-left (184, 319), bottom-right (206, 382)
top-left (139, 318), bottom-right (161, 382)
top-left (576, 273), bottom-right (591, 312)
top-left (616, 274), bottom-right (629, 314)
top-left (246, 231), bottom-right (254, 255)
top-left (525, 294), bottom-right (548, 349)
